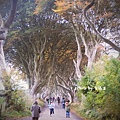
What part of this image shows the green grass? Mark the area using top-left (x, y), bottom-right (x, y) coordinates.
top-left (1, 99), bottom-right (44, 119)
top-left (2, 108), bottom-right (31, 119)
top-left (71, 103), bottom-right (91, 120)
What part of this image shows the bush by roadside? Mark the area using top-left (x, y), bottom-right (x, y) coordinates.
top-left (1, 91), bottom-right (44, 120)
top-left (71, 103), bottom-right (91, 120)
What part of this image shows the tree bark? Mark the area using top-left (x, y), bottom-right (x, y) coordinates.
top-left (0, 0), bottom-right (18, 73)
top-left (72, 16), bottom-right (82, 80)
top-left (4, 0), bottom-right (18, 28)
top-left (80, 32), bottom-right (98, 69)
top-left (0, 0), bottom-right (18, 110)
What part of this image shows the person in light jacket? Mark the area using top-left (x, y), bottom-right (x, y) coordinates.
top-left (31, 101), bottom-right (41, 120)
top-left (48, 101), bottom-right (55, 116)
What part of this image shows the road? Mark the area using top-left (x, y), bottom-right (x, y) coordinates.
top-left (38, 102), bottom-right (84, 120)
top-left (6, 102), bottom-right (85, 120)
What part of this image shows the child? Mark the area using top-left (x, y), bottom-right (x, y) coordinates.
top-left (65, 101), bottom-right (70, 118)
top-left (48, 101), bottom-right (55, 116)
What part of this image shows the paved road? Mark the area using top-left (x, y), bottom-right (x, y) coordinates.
top-left (7, 102), bottom-right (84, 120)
top-left (38, 102), bottom-right (83, 120)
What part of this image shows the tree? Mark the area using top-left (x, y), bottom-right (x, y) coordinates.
top-left (53, 0), bottom-right (102, 79)
top-left (83, 0), bottom-right (120, 52)
top-left (77, 56), bottom-right (120, 119)
top-left (0, 0), bottom-right (18, 98)
top-left (5, 2), bottom-right (78, 98)
top-left (0, 0), bottom-right (17, 69)
top-left (34, 0), bottom-right (55, 14)
top-left (53, 0), bottom-right (120, 79)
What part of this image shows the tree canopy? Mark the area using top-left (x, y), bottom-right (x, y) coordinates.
top-left (0, 0), bottom-right (120, 119)
top-left (1, 0), bottom-right (120, 102)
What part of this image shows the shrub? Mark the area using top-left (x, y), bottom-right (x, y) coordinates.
top-left (77, 56), bottom-right (120, 120)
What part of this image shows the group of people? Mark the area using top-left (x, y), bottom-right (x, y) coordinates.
top-left (48, 97), bottom-right (71, 118)
top-left (46, 96), bottom-right (61, 105)
top-left (31, 97), bottom-right (71, 120)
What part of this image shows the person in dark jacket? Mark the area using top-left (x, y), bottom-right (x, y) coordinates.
top-left (31, 100), bottom-right (41, 120)
top-left (62, 98), bottom-right (65, 109)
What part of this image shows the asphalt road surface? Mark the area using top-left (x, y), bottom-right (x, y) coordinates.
top-left (38, 102), bottom-right (84, 120)
top-left (6, 102), bottom-right (85, 120)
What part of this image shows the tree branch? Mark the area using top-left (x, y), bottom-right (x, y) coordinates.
top-left (83, 0), bottom-right (120, 52)
top-left (4, 0), bottom-right (18, 28)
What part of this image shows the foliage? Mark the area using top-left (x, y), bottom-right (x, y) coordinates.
top-left (71, 102), bottom-right (90, 120)
top-left (77, 56), bottom-right (120, 120)
top-left (3, 110), bottom-right (31, 118)
top-left (34, 0), bottom-right (55, 14)
top-left (0, 0), bottom-right (11, 17)
top-left (53, 0), bottom-right (120, 53)
top-left (2, 98), bottom-right (44, 119)
top-left (0, 89), bottom-right (44, 119)
top-left (1, 90), bottom-right (32, 118)
top-left (1, 88), bottom-right (32, 118)
top-left (53, 0), bottom-right (73, 14)
top-left (0, 97), bottom-right (5, 117)
top-left (5, 0), bottom-right (77, 95)
top-left (0, 68), bottom-right (33, 118)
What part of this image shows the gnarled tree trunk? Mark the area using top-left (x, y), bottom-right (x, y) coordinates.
top-left (0, 0), bottom-right (17, 75)
top-left (0, 0), bottom-right (17, 111)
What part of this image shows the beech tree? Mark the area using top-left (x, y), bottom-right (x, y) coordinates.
top-left (0, 0), bottom-right (17, 91)
top-left (4, 0), bottom-right (119, 100)
top-left (53, 0), bottom-right (120, 52)
top-left (5, 5), bottom-right (78, 99)
top-left (83, 0), bottom-right (120, 52)
top-left (53, 0), bottom-right (120, 80)
top-left (53, 0), bottom-right (100, 80)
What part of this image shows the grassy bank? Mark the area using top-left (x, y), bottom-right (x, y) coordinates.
top-left (71, 103), bottom-right (90, 120)
top-left (1, 99), bottom-right (44, 120)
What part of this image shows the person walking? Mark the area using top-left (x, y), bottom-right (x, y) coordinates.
top-left (62, 98), bottom-right (65, 109)
top-left (48, 101), bottom-right (55, 116)
top-left (31, 100), bottom-right (41, 120)
top-left (57, 97), bottom-right (60, 105)
top-left (65, 101), bottom-right (70, 118)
